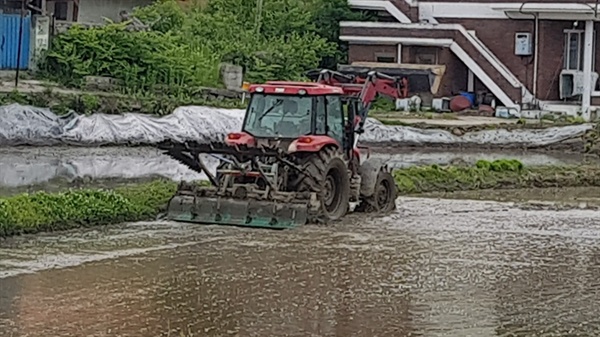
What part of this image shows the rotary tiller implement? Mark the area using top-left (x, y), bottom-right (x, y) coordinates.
top-left (160, 141), bottom-right (320, 228)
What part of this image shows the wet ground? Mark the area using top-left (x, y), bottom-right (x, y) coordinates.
top-left (421, 186), bottom-right (600, 208)
top-left (1, 197), bottom-right (600, 336)
top-left (1, 146), bottom-right (595, 196)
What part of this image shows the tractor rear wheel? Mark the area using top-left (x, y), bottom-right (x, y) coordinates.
top-left (295, 148), bottom-right (350, 223)
top-left (321, 157), bottom-right (350, 220)
top-left (355, 170), bottom-right (397, 213)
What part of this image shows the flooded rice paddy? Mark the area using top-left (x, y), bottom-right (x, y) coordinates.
top-left (2, 145), bottom-right (600, 336)
top-left (1, 197), bottom-right (600, 336)
top-left (420, 186), bottom-right (600, 210)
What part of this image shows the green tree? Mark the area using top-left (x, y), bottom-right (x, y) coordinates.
top-left (42, 0), bottom-right (376, 92)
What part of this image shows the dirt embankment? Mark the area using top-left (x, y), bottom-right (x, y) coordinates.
top-left (366, 111), bottom-right (600, 154)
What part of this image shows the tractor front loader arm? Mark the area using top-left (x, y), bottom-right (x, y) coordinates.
top-left (354, 71), bottom-right (409, 134)
top-left (313, 69), bottom-right (409, 134)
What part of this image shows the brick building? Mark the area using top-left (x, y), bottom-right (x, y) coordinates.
top-left (342, 0), bottom-right (600, 120)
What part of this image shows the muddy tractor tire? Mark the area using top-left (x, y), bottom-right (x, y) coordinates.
top-left (355, 161), bottom-right (398, 213)
top-left (296, 148), bottom-right (351, 223)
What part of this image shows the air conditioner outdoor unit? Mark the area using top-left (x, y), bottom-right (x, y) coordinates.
top-left (560, 69), bottom-right (599, 99)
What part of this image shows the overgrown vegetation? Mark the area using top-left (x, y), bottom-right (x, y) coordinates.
top-left (40, 0), bottom-right (373, 96)
top-left (393, 159), bottom-right (600, 193)
top-left (0, 88), bottom-right (245, 115)
top-left (5, 159), bottom-right (600, 237)
top-left (0, 180), bottom-right (177, 237)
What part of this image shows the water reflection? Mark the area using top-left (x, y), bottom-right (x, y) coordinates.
top-left (0, 147), bottom-right (592, 191)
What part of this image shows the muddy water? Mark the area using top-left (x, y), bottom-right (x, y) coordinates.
top-left (1, 146), bottom-right (595, 196)
top-left (421, 186), bottom-right (600, 208)
top-left (1, 197), bottom-right (600, 336)
top-left (368, 148), bottom-right (598, 168)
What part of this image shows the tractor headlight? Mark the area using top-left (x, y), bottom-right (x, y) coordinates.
top-left (298, 89), bottom-right (306, 95)
top-left (288, 141), bottom-right (298, 153)
top-left (255, 87), bottom-right (264, 92)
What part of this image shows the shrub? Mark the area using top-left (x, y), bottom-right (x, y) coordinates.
top-left (0, 180), bottom-right (177, 237)
top-left (42, 23), bottom-right (221, 94)
top-left (40, 0), bottom-right (373, 93)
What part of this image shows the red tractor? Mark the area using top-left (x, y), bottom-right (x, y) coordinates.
top-left (160, 69), bottom-right (409, 228)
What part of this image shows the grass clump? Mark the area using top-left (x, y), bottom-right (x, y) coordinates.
top-left (0, 180), bottom-right (177, 237)
top-left (476, 159), bottom-right (523, 172)
top-left (393, 159), bottom-right (600, 194)
top-left (393, 162), bottom-right (508, 193)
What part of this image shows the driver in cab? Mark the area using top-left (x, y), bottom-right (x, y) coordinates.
top-left (272, 98), bottom-right (311, 137)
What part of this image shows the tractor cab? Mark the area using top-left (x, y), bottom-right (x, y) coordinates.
top-left (240, 82), bottom-right (352, 150)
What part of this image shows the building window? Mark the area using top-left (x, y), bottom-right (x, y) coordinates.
top-left (415, 47), bottom-right (439, 65)
top-left (54, 2), bottom-right (69, 20)
top-left (325, 95), bottom-right (344, 144)
top-left (564, 30), bottom-right (596, 71)
top-left (375, 53), bottom-right (396, 63)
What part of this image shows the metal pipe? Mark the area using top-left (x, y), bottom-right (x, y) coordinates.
top-left (15, 0), bottom-right (26, 88)
top-left (194, 152), bottom-right (219, 187)
top-left (581, 20), bottom-right (594, 117)
top-left (251, 158), bottom-right (274, 190)
top-left (519, 2), bottom-right (538, 100)
top-left (533, 14), bottom-right (539, 98)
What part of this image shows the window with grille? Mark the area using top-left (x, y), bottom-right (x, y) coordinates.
top-left (564, 29), bottom-right (596, 71)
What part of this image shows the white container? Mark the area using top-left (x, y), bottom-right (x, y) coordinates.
top-left (395, 98), bottom-right (410, 111)
top-left (495, 107), bottom-right (519, 119)
top-left (432, 97), bottom-right (451, 112)
top-left (220, 63), bottom-right (244, 90)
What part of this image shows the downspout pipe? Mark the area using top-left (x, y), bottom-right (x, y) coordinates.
top-left (532, 14), bottom-right (539, 99)
top-left (519, 2), bottom-right (538, 103)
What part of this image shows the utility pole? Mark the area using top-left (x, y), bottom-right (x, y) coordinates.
top-left (15, 0), bottom-right (26, 88)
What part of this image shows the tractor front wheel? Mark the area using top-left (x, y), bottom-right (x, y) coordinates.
top-left (355, 170), bottom-right (397, 213)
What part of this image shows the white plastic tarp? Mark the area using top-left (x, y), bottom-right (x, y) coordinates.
top-left (0, 103), bottom-right (593, 147)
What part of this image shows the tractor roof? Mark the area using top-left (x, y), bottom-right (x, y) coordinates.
top-left (249, 81), bottom-right (344, 95)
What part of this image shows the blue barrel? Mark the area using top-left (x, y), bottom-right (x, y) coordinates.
top-left (459, 91), bottom-right (476, 107)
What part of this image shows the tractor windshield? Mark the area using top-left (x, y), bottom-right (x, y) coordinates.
top-left (243, 94), bottom-right (313, 138)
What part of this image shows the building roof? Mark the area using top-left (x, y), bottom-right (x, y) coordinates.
top-left (492, 3), bottom-right (600, 20)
